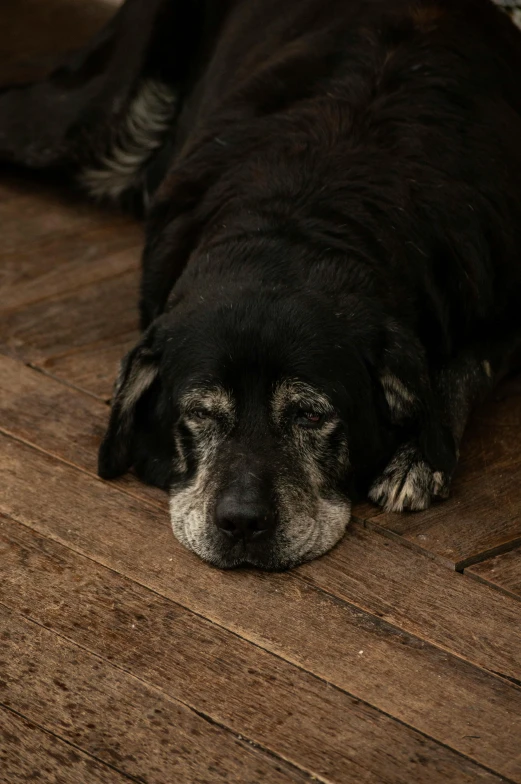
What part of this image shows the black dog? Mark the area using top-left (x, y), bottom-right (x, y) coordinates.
top-left (2, 0), bottom-right (521, 569)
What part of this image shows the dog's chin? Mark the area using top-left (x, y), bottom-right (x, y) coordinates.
top-left (170, 523), bottom-right (302, 571)
top-left (169, 499), bottom-right (351, 571)
top-left (194, 542), bottom-right (299, 572)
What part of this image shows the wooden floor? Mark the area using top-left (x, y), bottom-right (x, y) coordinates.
top-left (1, 3), bottom-right (521, 783)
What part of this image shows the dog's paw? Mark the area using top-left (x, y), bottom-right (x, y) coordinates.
top-left (368, 442), bottom-right (450, 512)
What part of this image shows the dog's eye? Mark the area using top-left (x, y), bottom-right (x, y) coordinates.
top-left (294, 409), bottom-right (324, 428)
top-left (190, 407), bottom-right (213, 421)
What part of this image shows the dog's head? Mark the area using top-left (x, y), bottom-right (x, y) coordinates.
top-left (99, 288), bottom-right (398, 569)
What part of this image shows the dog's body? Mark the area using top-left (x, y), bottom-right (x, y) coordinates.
top-left (2, 0), bottom-right (521, 568)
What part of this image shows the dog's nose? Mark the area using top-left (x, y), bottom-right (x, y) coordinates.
top-left (215, 494), bottom-right (274, 542)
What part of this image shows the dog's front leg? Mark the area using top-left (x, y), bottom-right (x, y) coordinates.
top-left (369, 335), bottom-right (521, 513)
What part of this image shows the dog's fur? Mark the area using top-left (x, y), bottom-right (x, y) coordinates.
top-left (2, 0), bottom-right (521, 569)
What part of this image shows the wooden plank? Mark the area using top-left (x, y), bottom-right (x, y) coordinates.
top-left (0, 177), bottom-right (140, 255)
top-left (2, 356), bottom-right (521, 680)
top-left (457, 381), bottom-right (521, 474)
top-left (0, 176), bottom-right (141, 403)
top-left (0, 270), bottom-right (139, 399)
top-left (0, 354), bottom-right (166, 506)
top-left (0, 707), bottom-right (135, 784)
top-left (0, 605), bottom-right (308, 784)
top-left (0, 254), bottom-right (139, 359)
top-left (467, 547), bottom-right (521, 601)
top-left (1, 434), bottom-right (521, 780)
top-left (1, 179), bottom-right (142, 314)
top-left (370, 482), bottom-right (521, 571)
top-left (43, 331), bottom-right (138, 401)
top-left (3, 246), bottom-right (140, 316)
top-left (296, 522), bottom-right (521, 682)
top-left (0, 514), bottom-right (503, 784)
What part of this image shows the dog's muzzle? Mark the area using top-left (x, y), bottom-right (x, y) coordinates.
top-left (214, 469), bottom-right (277, 547)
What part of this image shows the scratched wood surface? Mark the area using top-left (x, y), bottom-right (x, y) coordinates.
top-left (467, 547), bottom-right (521, 600)
top-left (1, 1), bottom-right (521, 782)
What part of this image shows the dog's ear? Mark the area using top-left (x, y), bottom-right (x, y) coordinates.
top-left (98, 335), bottom-right (162, 480)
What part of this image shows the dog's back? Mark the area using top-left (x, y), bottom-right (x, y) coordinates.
top-left (142, 0), bottom-right (521, 352)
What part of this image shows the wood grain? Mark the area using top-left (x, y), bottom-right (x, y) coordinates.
top-left (1, 514), bottom-right (502, 784)
top-left (0, 605), bottom-right (309, 784)
top-left (0, 354), bottom-right (167, 506)
top-left (467, 547), bottom-right (521, 601)
top-left (0, 707), bottom-right (135, 784)
top-left (370, 489), bottom-right (521, 571)
top-left (1, 178), bottom-right (142, 314)
top-left (457, 387), bottom-right (521, 475)
top-left (42, 331), bottom-right (139, 401)
top-left (0, 269), bottom-right (140, 399)
top-left (0, 175), bottom-right (141, 402)
top-left (1, 434), bottom-right (521, 780)
top-left (296, 523), bottom-right (521, 682)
